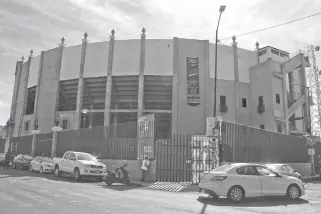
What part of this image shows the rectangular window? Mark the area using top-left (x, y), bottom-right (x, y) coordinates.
top-left (260, 125), bottom-right (265, 129)
top-left (258, 96), bottom-right (264, 106)
top-left (24, 121), bottom-right (30, 132)
top-left (220, 95), bottom-right (226, 106)
top-left (276, 93), bottom-right (280, 104)
top-left (242, 98), bottom-right (247, 108)
top-left (271, 49), bottom-right (280, 56)
top-left (62, 120), bottom-right (68, 130)
top-left (277, 123), bottom-right (282, 133)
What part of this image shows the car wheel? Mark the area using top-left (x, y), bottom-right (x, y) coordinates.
top-left (74, 168), bottom-right (80, 181)
top-left (54, 166), bottom-right (61, 177)
top-left (29, 165), bottom-right (33, 172)
top-left (228, 186), bottom-right (244, 202)
top-left (287, 184), bottom-right (301, 200)
top-left (40, 167), bottom-right (44, 174)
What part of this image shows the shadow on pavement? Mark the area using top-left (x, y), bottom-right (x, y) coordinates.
top-left (0, 168), bottom-right (102, 184)
top-left (197, 196), bottom-right (309, 207)
top-left (99, 183), bottom-right (143, 191)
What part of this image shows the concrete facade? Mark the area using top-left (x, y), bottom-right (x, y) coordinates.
top-left (7, 32), bottom-right (311, 139)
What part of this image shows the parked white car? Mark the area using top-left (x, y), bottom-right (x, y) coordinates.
top-left (30, 156), bottom-right (54, 174)
top-left (53, 151), bottom-right (106, 181)
top-left (199, 163), bottom-right (305, 202)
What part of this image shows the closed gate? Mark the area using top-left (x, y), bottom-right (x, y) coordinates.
top-left (35, 133), bottom-right (53, 157)
top-left (155, 134), bottom-right (192, 182)
top-left (155, 134), bottom-right (220, 184)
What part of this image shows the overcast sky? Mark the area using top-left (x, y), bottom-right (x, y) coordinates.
top-left (0, 0), bottom-right (320, 125)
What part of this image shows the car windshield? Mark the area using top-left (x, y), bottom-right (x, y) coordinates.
top-left (22, 155), bottom-right (33, 160)
top-left (43, 157), bottom-right (53, 163)
top-left (76, 153), bottom-right (96, 161)
top-left (210, 164), bottom-right (235, 172)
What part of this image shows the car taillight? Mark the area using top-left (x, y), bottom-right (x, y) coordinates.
top-left (210, 176), bottom-right (227, 181)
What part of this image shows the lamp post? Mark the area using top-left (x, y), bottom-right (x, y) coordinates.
top-left (82, 109), bottom-right (88, 128)
top-left (213, 5), bottom-right (226, 166)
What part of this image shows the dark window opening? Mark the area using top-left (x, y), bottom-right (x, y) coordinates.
top-left (258, 96), bottom-right (264, 106)
top-left (62, 120), bottom-right (68, 130)
top-left (260, 124), bottom-right (265, 129)
top-left (24, 121), bottom-right (30, 132)
top-left (220, 95), bottom-right (226, 106)
top-left (276, 93), bottom-right (280, 104)
top-left (242, 98), bottom-right (247, 107)
top-left (277, 123), bottom-right (282, 133)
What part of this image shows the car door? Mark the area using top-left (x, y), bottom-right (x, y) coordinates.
top-left (235, 166), bottom-right (262, 197)
top-left (255, 166), bottom-right (287, 196)
top-left (68, 153), bottom-right (77, 173)
top-left (61, 152), bottom-right (70, 172)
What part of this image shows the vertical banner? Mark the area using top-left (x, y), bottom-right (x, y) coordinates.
top-left (186, 57), bottom-right (200, 106)
top-left (137, 114), bottom-right (155, 160)
top-left (206, 117), bottom-right (222, 166)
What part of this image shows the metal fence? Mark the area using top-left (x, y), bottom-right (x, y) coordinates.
top-left (35, 133), bottom-right (53, 157)
top-left (56, 121), bottom-right (152, 159)
top-left (0, 138), bottom-right (5, 153)
top-left (222, 121), bottom-right (309, 163)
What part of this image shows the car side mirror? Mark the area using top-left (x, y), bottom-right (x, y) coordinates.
top-left (275, 173), bottom-right (282, 178)
top-left (293, 170), bottom-right (298, 173)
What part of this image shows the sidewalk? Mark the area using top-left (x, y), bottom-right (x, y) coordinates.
top-left (131, 174), bottom-right (320, 193)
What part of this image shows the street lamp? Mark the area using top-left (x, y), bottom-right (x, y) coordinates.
top-left (82, 109), bottom-right (88, 128)
top-left (213, 5), bottom-right (226, 166)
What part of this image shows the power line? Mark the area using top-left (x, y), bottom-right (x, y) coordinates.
top-left (220, 12), bottom-right (321, 41)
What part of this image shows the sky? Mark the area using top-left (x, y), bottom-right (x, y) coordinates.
top-left (0, 0), bottom-right (321, 125)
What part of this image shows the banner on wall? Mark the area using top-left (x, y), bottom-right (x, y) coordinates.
top-left (186, 57), bottom-right (200, 106)
top-left (137, 114), bottom-right (155, 160)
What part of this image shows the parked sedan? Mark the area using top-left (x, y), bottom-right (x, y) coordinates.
top-left (0, 153), bottom-right (5, 165)
top-left (13, 154), bottom-right (33, 170)
top-left (199, 163), bottom-right (305, 202)
top-left (265, 164), bottom-right (303, 181)
top-left (30, 156), bottom-right (54, 174)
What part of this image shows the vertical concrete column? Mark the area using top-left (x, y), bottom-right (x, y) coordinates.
top-left (22, 50), bottom-right (33, 117)
top-left (255, 41), bottom-right (260, 64)
top-left (89, 103), bottom-right (94, 128)
top-left (281, 58), bottom-right (289, 133)
top-left (31, 134), bottom-right (36, 157)
top-left (53, 38), bottom-right (65, 127)
top-left (171, 37), bottom-right (179, 134)
top-left (232, 36), bottom-right (239, 123)
top-left (74, 33), bottom-right (88, 129)
top-left (5, 61), bottom-right (22, 152)
top-left (14, 58), bottom-right (24, 138)
top-left (137, 28), bottom-right (146, 118)
top-left (51, 131), bottom-right (58, 157)
top-left (104, 30), bottom-right (116, 126)
top-left (204, 40), bottom-right (210, 121)
top-left (33, 51), bottom-right (44, 125)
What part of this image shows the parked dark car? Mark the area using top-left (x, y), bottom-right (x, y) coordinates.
top-left (0, 153), bottom-right (5, 165)
top-left (265, 163), bottom-right (303, 181)
top-left (13, 154), bottom-right (33, 170)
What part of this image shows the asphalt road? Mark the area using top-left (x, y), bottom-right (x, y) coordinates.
top-left (1, 168), bottom-right (321, 214)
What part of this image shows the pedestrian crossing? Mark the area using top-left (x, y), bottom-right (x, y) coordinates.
top-left (143, 182), bottom-right (192, 192)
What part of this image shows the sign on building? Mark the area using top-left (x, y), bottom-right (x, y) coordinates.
top-left (186, 57), bottom-right (200, 106)
top-left (137, 114), bottom-right (155, 160)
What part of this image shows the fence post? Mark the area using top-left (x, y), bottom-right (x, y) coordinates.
top-left (51, 127), bottom-right (62, 157)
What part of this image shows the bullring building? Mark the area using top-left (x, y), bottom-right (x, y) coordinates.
top-left (7, 29), bottom-right (310, 138)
